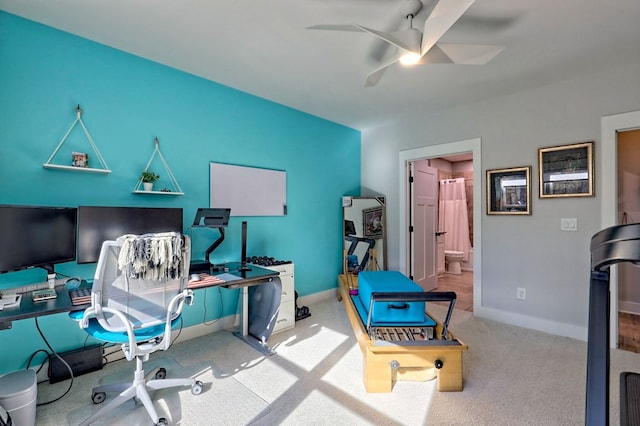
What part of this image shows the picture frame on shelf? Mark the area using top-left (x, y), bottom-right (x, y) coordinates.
top-left (363, 206), bottom-right (384, 238)
top-left (486, 166), bottom-right (531, 215)
top-left (71, 151), bottom-right (88, 168)
top-left (538, 141), bottom-right (594, 198)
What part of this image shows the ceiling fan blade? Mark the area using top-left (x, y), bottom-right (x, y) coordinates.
top-left (307, 24), bottom-right (419, 54)
top-left (368, 13), bottom-right (404, 62)
top-left (364, 57), bottom-right (400, 88)
top-left (416, 44), bottom-right (454, 64)
top-left (435, 43), bottom-right (504, 64)
top-left (358, 26), bottom-right (421, 53)
top-left (306, 24), bottom-right (367, 33)
top-left (420, 0), bottom-right (475, 56)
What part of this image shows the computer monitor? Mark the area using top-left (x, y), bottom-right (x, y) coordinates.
top-left (77, 206), bottom-right (183, 264)
top-left (0, 205), bottom-right (77, 274)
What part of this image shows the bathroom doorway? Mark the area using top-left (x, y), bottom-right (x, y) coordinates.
top-left (399, 138), bottom-right (482, 313)
top-left (408, 152), bottom-right (475, 312)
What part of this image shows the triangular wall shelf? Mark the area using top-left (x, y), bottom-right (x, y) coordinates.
top-left (43, 105), bottom-right (111, 173)
top-left (133, 137), bottom-right (184, 195)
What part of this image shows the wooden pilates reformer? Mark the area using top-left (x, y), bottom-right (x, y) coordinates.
top-left (337, 273), bottom-right (468, 393)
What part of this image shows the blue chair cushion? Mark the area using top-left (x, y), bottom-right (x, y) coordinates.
top-left (69, 310), bottom-right (181, 344)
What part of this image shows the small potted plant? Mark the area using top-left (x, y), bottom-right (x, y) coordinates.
top-left (141, 171), bottom-right (160, 191)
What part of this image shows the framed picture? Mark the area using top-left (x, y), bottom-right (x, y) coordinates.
top-left (538, 141), bottom-right (594, 198)
top-left (486, 166), bottom-right (531, 215)
top-left (363, 206), bottom-right (384, 238)
top-left (71, 151), bottom-right (88, 167)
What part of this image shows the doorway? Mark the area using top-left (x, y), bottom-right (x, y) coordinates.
top-left (601, 110), bottom-right (640, 349)
top-left (398, 138), bottom-right (482, 313)
top-left (409, 156), bottom-right (474, 310)
top-left (616, 128), bottom-right (640, 352)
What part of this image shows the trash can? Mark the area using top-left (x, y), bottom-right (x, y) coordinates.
top-left (0, 369), bottom-right (37, 426)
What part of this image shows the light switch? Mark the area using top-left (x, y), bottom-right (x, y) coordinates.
top-left (561, 218), bottom-right (578, 231)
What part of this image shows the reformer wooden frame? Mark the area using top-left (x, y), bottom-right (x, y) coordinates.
top-left (337, 274), bottom-right (468, 393)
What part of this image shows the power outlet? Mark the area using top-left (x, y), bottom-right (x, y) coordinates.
top-left (516, 287), bottom-right (526, 300)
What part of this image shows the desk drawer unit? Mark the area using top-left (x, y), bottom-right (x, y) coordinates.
top-left (256, 263), bottom-right (295, 334)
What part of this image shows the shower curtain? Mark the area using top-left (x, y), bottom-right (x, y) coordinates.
top-left (438, 178), bottom-right (471, 261)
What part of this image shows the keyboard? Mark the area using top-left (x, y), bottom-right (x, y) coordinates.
top-left (69, 288), bottom-right (92, 306)
top-left (12, 279), bottom-right (68, 294)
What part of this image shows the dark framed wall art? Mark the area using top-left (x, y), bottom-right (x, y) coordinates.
top-left (363, 206), bottom-right (384, 238)
top-left (486, 166), bottom-right (531, 215)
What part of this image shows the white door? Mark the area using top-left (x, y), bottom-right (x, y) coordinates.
top-left (410, 160), bottom-right (438, 291)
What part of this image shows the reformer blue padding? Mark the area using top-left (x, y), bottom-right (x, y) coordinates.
top-left (354, 271), bottom-right (436, 328)
top-left (352, 293), bottom-right (437, 328)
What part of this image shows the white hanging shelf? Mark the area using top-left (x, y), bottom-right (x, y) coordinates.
top-left (133, 137), bottom-right (184, 195)
top-left (43, 105), bottom-right (111, 173)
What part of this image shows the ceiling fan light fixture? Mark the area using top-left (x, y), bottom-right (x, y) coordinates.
top-left (399, 52), bottom-right (421, 65)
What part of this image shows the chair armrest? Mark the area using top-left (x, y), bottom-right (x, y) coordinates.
top-left (161, 289), bottom-right (193, 350)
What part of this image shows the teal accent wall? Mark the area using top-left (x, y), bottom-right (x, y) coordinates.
top-left (0, 12), bottom-right (361, 374)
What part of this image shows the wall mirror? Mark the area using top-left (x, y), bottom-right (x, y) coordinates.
top-left (342, 196), bottom-right (386, 273)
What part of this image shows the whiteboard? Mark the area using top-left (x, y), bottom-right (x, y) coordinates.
top-left (210, 162), bottom-right (287, 216)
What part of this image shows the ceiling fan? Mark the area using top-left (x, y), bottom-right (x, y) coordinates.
top-left (307, 0), bottom-right (504, 87)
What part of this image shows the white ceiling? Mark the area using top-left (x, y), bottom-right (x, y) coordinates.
top-left (1, 0), bottom-right (638, 131)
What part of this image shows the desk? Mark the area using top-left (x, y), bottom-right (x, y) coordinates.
top-left (0, 285), bottom-right (89, 330)
top-left (187, 262), bottom-right (282, 355)
top-left (0, 264), bottom-right (281, 355)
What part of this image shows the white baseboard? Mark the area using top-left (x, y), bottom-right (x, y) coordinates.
top-left (474, 305), bottom-right (588, 342)
top-left (618, 300), bottom-right (640, 315)
top-left (297, 288), bottom-right (337, 308)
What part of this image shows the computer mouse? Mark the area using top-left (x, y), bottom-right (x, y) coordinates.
top-left (190, 273), bottom-right (201, 281)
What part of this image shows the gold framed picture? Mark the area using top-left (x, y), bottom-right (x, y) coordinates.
top-left (486, 166), bottom-right (531, 215)
top-left (538, 141), bottom-right (594, 198)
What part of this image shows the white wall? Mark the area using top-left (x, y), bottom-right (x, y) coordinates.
top-left (361, 60), bottom-right (640, 339)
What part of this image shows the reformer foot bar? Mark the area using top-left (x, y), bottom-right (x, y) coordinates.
top-left (338, 273), bottom-right (467, 393)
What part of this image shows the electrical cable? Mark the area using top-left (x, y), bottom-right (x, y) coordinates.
top-left (166, 316), bottom-right (184, 350)
top-left (34, 317), bottom-right (74, 406)
top-left (203, 287), bottom-right (223, 326)
top-left (26, 349), bottom-right (51, 380)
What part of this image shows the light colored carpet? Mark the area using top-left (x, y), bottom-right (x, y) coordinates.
top-left (34, 297), bottom-right (640, 425)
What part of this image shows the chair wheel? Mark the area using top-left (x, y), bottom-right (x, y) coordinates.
top-left (155, 367), bottom-right (167, 380)
top-left (191, 381), bottom-right (203, 395)
top-left (133, 396), bottom-right (142, 406)
top-left (91, 392), bottom-right (106, 404)
top-left (156, 418), bottom-right (168, 426)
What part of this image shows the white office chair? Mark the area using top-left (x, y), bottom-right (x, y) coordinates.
top-left (72, 233), bottom-right (202, 426)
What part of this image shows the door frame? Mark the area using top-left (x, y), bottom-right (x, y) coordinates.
top-left (601, 110), bottom-right (640, 347)
top-left (398, 138), bottom-right (482, 312)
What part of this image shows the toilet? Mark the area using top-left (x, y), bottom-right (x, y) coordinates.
top-left (444, 250), bottom-right (465, 275)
